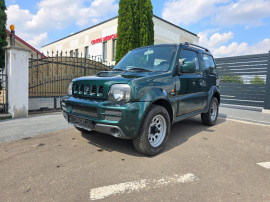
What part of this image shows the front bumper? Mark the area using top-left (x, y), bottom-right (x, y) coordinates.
top-left (61, 96), bottom-right (148, 139)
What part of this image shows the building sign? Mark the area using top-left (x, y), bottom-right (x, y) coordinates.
top-left (91, 33), bottom-right (117, 45)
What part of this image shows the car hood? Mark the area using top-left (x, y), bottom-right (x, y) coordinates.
top-left (74, 71), bottom-right (163, 82)
top-left (71, 71), bottom-right (163, 99)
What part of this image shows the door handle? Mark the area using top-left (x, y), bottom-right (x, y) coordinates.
top-left (199, 79), bottom-right (206, 86)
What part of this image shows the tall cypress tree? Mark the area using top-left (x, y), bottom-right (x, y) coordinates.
top-left (0, 0), bottom-right (8, 71)
top-left (145, 0), bottom-right (154, 45)
top-left (138, 0), bottom-right (154, 47)
top-left (115, 0), bottom-right (137, 64)
top-left (115, 0), bottom-right (154, 63)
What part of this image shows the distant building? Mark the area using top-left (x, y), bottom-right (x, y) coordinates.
top-left (41, 16), bottom-right (199, 65)
top-left (6, 29), bottom-right (44, 59)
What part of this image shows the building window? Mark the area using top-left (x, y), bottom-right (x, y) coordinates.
top-left (85, 46), bottom-right (89, 58)
top-left (70, 50), bottom-right (73, 57)
top-left (112, 39), bottom-right (117, 61)
top-left (75, 49), bottom-right (79, 57)
top-left (103, 41), bottom-right (107, 62)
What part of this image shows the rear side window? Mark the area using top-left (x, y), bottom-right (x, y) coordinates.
top-left (179, 49), bottom-right (200, 72)
top-left (202, 54), bottom-right (216, 74)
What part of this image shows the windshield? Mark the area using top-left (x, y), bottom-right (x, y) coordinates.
top-left (114, 46), bottom-right (177, 72)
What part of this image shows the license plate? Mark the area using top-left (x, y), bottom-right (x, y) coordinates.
top-left (68, 114), bottom-right (92, 129)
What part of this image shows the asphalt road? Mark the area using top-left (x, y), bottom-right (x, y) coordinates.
top-left (1, 116), bottom-right (269, 202)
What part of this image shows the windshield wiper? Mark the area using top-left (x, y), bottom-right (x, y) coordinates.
top-left (127, 67), bottom-right (152, 72)
top-left (112, 68), bottom-right (124, 71)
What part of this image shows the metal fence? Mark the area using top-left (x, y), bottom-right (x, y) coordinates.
top-left (29, 53), bottom-right (111, 111)
top-left (0, 69), bottom-right (8, 113)
top-left (215, 53), bottom-right (269, 107)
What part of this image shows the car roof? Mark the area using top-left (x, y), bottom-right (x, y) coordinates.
top-left (132, 43), bottom-right (212, 56)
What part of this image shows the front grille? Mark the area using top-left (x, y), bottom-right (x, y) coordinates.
top-left (98, 86), bottom-right (104, 95)
top-left (104, 109), bottom-right (122, 121)
top-left (85, 84), bottom-right (90, 94)
top-left (105, 115), bottom-right (121, 121)
top-left (72, 105), bottom-right (97, 117)
top-left (105, 109), bottom-right (122, 116)
top-left (92, 85), bottom-right (97, 94)
top-left (74, 85), bottom-right (79, 93)
top-left (73, 83), bottom-right (105, 98)
top-left (79, 85), bottom-right (84, 94)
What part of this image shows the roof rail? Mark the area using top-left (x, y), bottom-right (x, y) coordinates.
top-left (184, 42), bottom-right (209, 52)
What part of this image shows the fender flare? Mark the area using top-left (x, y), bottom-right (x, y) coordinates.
top-left (204, 86), bottom-right (221, 113)
top-left (133, 88), bottom-right (175, 136)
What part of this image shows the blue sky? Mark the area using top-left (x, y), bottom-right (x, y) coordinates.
top-left (5, 0), bottom-right (270, 57)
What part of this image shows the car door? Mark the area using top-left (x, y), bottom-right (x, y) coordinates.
top-left (201, 54), bottom-right (217, 92)
top-left (176, 49), bottom-right (207, 116)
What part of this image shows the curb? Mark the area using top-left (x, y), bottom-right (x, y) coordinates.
top-left (0, 114), bottom-right (12, 120)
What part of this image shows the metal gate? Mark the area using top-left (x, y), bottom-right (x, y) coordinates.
top-left (29, 53), bottom-right (111, 112)
top-left (215, 53), bottom-right (269, 107)
top-left (0, 69), bottom-right (8, 113)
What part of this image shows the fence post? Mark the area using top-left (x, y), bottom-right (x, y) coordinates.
top-left (263, 51), bottom-right (270, 113)
top-left (3, 46), bottom-right (30, 118)
top-left (54, 97), bottom-right (57, 109)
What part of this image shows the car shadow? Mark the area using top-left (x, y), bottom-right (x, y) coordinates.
top-left (81, 115), bottom-right (227, 157)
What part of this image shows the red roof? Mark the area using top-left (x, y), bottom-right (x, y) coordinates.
top-left (6, 29), bottom-right (46, 58)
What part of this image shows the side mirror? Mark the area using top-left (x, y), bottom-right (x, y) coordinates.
top-left (176, 59), bottom-right (184, 75)
top-left (181, 61), bottom-right (196, 73)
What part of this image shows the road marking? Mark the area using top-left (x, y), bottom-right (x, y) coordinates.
top-left (90, 173), bottom-right (198, 200)
top-left (219, 117), bottom-right (270, 127)
top-left (257, 162), bottom-right (270, 169)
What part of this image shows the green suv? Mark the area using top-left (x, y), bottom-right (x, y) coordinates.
top-left (61, 42), bottom-right (220, 155)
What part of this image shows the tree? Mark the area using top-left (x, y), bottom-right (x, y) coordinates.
top-left (250, 75), bottom-right (265, 84)
top-left (0, 0), bottom-right (7, 91)
top-left (0, 0), bottom-right (7, 71)
top-left (221, 75), bottom-right (244, 84)
top-left (138, 0), bottom-right (154, 47)
top-left (115, 0), bottom-right (154, 63)
top-left (115, 0), bottom-right (138, 63)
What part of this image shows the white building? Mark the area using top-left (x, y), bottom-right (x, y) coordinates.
top-left (41, 15), bottom-right (199, 65)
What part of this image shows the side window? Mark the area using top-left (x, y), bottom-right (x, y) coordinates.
top-left (179, 49), bottom-right (200, 72)
top-left (203, 54), bottom-right (216, 74)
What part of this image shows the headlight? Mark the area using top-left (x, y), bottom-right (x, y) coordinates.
top-left (108, 84), bottom-right (131, 103)
top-left (67, 81), bottom-right (73, 95)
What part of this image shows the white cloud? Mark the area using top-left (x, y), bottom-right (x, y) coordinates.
top-left (216, 0), bottom-right (270, 26)
top-left (162, 0), bottom-right (270, 26)
top-left (27, 33), bottom-right (48, 48)
top-left (199, 30), bottom-right (270, 57)
top-left (77, 0), bottom-right (118, 26)
top-left (213, 42), bottom-right (248, 57)
top-left (162, 0), bottom-right (215, 25)
top-left (6, 0), bottom-right (118, 49)
top-left (199, 30), bottom-right (233, 50)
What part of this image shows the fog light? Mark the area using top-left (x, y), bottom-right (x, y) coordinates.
top-left (111, 128), bottom-right (121, 137)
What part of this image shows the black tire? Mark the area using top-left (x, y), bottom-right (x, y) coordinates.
top-left (132, 105), bottom-right (170, 156)
top-left (74, 126), bottom-right (92, 133)
top-left (201, 97), bottom-right (219, 126)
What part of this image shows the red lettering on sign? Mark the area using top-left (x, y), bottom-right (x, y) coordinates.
top-left (91, 34), bottom-right (117, 45)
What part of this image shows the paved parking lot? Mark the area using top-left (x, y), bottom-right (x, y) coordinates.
top-left (0, 111), bottom-right (269, 201)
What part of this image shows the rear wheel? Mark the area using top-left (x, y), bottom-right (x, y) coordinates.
top-left (133, 105), bottom-right (170, 156)
top-left (201, 97), bottom-right (219, 126)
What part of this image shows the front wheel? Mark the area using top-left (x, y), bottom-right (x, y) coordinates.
top-left (132, 105), bottom-right (170, 156)
top-left (201, 97), bottom-right (219, 126)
